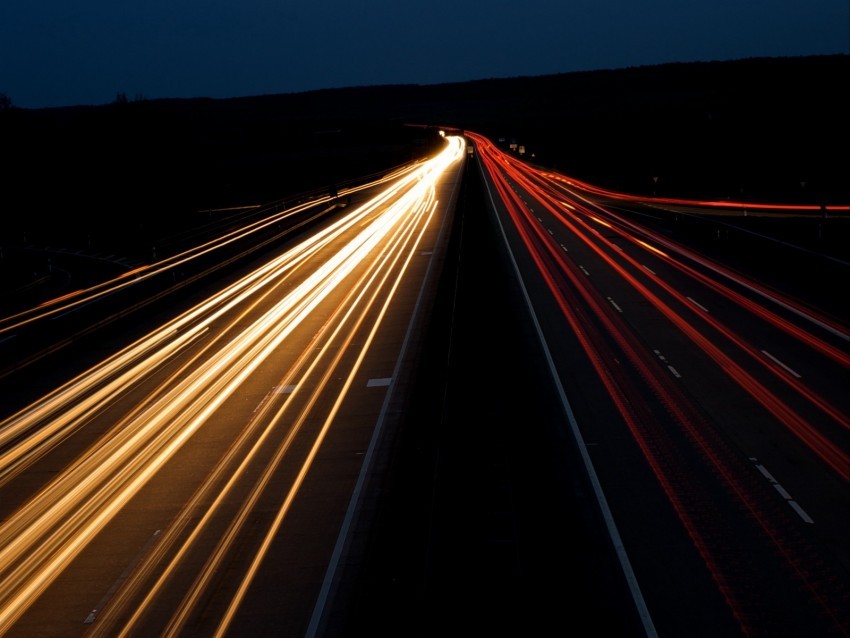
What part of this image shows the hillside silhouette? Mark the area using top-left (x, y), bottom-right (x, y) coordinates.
top-left (1, 54), bottom-right (847, 304)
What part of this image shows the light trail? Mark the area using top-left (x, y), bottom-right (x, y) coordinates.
top-left (538, 170), bottom-right (850, 214)
top-left (538, 164), bottom-right (850, 345)
top-left (478, 133), bottom-right (849, 473)
top-left (470, 130), bottom-right (850, 636)
top-left (0, 155), bottom-right (442, 480)
top-left (0, 136), bottom-right (465, 633)
top-left (103, 150), bottom-right (455, 638)
top-left (0, 162), bottom-right (425, 335)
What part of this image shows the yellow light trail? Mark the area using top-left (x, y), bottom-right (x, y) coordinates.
top-left (0, 161), bottom-right (425, 335)
top-left (0, 136), bottom-right (465, 633)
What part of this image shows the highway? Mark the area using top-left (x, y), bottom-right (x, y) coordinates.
top-left (0, 135), bottom-right (466, 637)
top-left (458, 132), bottom-right (850, 638)
top-left (1, 129), bottom-right (848, 638)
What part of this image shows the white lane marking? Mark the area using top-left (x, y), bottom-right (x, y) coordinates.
top-left (789, 501), bottom-right (814, 523)
top-left (475, 167), bottom-right (659, 638)
top-left (653, 349), bottom-right (680, 377)
top-left (750, 458), bottom-right (813, 524)
top-left (547, 228), bottom-right (554, 235)
top-left (613, 244), bottom-right (623, 251)
top-left (560, 244), bottom-right (569, 252)
top-left (607, 297), bottom-right (623, 313)
top-left (773, 484), bottom-right (792, 500)
top-left (308, 165), bottom-right (465, 637)
top-left (366, 377), bottom-right (391, 388)
top-left (643, 264), bottom-right (656, 275)
top-left (761, 350), bottom-right (801, 378)
top-left (85, 529), bottom-right (162, 624)
top-left (579, 265), bottom-right (590, 276)
top-left (686, 297), bottom-right (709, 313)
top-left (755, 462), bottom-right (777, 482)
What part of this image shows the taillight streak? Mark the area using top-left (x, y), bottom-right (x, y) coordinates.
top-left (472, 130), bottom-right (850, 635)
top-left (523, 172), bottom-right (850, 434)
top-left (475, 138), bottom-right (849, 470)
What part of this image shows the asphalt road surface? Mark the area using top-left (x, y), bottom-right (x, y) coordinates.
top-left (323, 154), bottom-right (648, 638)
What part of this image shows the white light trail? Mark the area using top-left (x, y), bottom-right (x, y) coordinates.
top-left (0, 136), bottom-right (465, 633)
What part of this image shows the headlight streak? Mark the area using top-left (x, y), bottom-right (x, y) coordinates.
top-left (0, 148), bottom-right (443, 480)
top-left (0, 199), bottom-right (319, 333)
top-left (0, 156), bottom-right (434, 479)
top-left (0, 137), bottom-right (465, 633)
top-left (125, 154), bottom-right (451, 638)
top-left (103, 181), bottom-right (442, 638)
top-left (0, 326), bottom-right (202, 476)
top-left (0, 162), bottom-right (426, 335)
top-left (212, 193), bottom-right (444, 638)
top-left (470, 131), bottom-right (849, 635)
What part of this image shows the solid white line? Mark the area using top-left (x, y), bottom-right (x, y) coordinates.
top-left (476, 158), bottom-right (659, 638)
top-left (306, 151), bottom-right (465, 638)
top-left (761, 350), bottom-right (801, 378)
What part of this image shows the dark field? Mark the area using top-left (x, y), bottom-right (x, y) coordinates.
top-left (1, 54), bottom-right (848, 318)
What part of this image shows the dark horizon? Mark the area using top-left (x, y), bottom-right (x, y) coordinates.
top-left (4, 53), bottom-right (845, 113)
top-left (2, 0), bottom-right (847, 110)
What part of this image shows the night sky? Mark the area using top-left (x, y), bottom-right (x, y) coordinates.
top-left (1, 0), bottom-right (848, 109)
